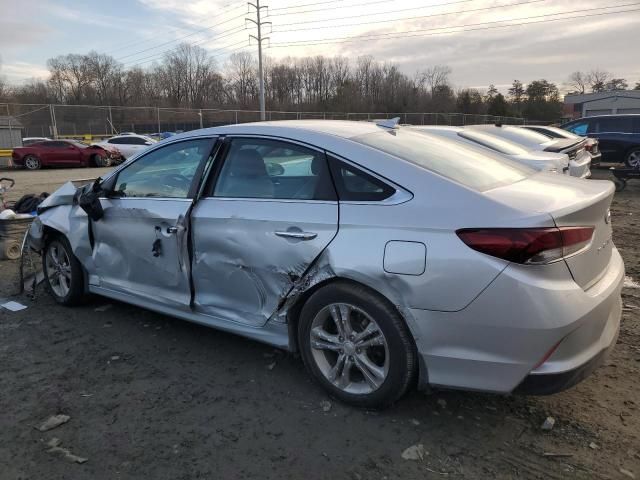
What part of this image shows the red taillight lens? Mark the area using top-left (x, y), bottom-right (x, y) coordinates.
top-left (456, 227), bottom-right (594, 264)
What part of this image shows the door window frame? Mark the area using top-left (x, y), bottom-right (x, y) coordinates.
top-left (100, 136), bottom-right (219, 200)
top-left (202, 135), bottom-right (338, 203)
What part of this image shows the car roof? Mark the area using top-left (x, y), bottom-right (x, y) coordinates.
top-left (411, 125), bottom-right (463, 133)
top-left (567, 114), bottom-right (640, 121)
top-left (184, 120), bottom-right (391, 141)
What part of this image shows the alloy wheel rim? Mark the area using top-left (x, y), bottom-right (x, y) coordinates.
top-left (310, 303), bottom-right (389, 395)
top-left (25, 157), bottom-right (38, 169)
top-left (45, 241), bottom-right (71, 298)
top-left (629, 152), bottom-right (640, 168)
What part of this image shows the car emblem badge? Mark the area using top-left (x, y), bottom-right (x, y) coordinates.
top-left (605, 209), bottom-right (611, 224)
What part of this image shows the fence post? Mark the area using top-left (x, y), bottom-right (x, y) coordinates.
top-left (235, 110), bottom-right (238, 124)
top-left (49, 104), bottom-right (58, 138)
top-left (157, 107), bottom-right (161, 133)
top-left (6, 104), bottom-right (13, 146)
top-left (108, 106), bottom-right (114, 134)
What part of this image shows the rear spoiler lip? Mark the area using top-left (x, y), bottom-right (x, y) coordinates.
top-left (543, 138), bottom-right (587, 153)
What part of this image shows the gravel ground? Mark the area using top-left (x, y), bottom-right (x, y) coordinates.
top-left (0, 167), bottom-right (639, 480)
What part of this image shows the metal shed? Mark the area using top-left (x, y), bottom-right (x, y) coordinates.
top-left (0, 116), bottom-right (23, 149)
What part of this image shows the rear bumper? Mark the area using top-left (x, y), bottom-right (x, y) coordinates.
top-left (514, 334), bottom-right (616, 395)
top-left (409, 248), bottom-right (624, 394)
top-left (569, 153), bottom-right (592, 178)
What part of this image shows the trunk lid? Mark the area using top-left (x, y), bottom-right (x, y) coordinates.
top-left (485, 174), bottom-right (615, 289)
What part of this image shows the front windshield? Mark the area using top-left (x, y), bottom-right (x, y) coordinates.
top-left (353, 129), bottom-right (531, 191)
top-left (69, 140), bottom-right (89, 148)
top-left (458, 130), bottom-right (529, 155)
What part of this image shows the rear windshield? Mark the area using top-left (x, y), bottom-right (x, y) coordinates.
top-left (458, 130), bottom-right (528, 155)
top-left (352, 129), bottom-right (531, 191)
top-left (470, 126), bottom-right (551, 148)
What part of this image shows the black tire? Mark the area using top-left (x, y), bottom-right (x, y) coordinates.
top-left (625, 148), bottom-right (640, 169)
top-left (42, 234), bottom-right (85, 306)
top-left (92, 153), bottom-right (111, 167)
top-left (298, 281), bottom-right (417, 408)
top-left (23, 155), bottom-right (41, 170)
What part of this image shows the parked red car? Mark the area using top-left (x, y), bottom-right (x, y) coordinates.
top-left (12, 139), bottom-right (122, 170)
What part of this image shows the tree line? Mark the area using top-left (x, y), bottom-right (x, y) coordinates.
top-left (1, 45), bottom-right (638, 122)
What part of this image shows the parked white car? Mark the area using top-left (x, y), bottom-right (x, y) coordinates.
top-left (94, 134), bottom-right (156, 160)
top-left (467, 125), bottom-right (592, 178)
top-left (411, 126), bottom-right (568, 174)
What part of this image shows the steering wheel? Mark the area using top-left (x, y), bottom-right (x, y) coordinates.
top-left (161, 173), bottom-right (191, 190)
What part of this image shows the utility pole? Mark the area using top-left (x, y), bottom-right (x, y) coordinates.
top-left (247, 1), bottom-right (270, 121)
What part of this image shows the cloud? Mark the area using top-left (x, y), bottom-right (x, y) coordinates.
top-left (2, 0), bottom-right (639, 89)
top-left (1, 62), bottom-right (50, 83)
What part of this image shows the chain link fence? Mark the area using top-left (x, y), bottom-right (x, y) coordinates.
top-left (1, 103), bottom-right (531, 146)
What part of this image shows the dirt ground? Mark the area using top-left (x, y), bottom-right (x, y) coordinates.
top-left (0, 166), bottom-right (639, 480)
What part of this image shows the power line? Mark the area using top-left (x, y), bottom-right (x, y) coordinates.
top-left (115, 13), bottom-right (247, 62)
top-left (124, 26), bottom-right (249, 67)
top-left (268, 0), bottom-right (345, 11)
top-left (266, 0), bottom-right (473, 19)
top-left (268, 3), bottom-right (640, 47)
top-left (106, 2), bottom-right (246, 55)
top-left (272, 0), bottom-right (547, 33)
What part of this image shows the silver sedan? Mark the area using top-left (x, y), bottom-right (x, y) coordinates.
top-left (28, 120), bottom-right (624, 408)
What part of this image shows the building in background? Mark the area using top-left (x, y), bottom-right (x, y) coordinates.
top-left (563, 90), bottom-right (640, 121)
top-left (0, 116), bottom-right (23, 149)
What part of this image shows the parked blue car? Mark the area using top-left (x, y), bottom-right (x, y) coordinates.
top-left (561, 114), bottom-right (640, 167)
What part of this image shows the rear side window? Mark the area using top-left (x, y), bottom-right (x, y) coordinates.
top-left (595, 117), bottom-right (632, 133)
top-left (213, 138), bottom-right (336, 200)
top-left (352, 129), bottom-right (530, 191)
top-left (327, 156), bottom-right (395, 201)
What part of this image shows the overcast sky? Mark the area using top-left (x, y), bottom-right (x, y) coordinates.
top-left (1, 0), bottom-right (639, 93)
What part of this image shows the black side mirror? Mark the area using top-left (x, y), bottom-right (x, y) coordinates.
top-left (75, 178), bottom-right (104, 221)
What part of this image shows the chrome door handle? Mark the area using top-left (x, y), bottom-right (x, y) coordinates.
top-left (166, 226), bottom-right (178, 234)
top-left (275, 231), bottom-right (318, 240)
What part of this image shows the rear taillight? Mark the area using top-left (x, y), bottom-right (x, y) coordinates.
top-left (456, 226), bottom-right (594, 264)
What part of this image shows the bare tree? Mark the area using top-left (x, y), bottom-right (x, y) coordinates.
top-left (47, 54), bottom-right (94, 103)
top-left (606, 78), bottom-right (628, 91)
top-left (225, 52), bottom-right (257, 107)
top-left (587, 69), bottom-right (611, 93)
top-left (567, 71), bottom-right (587, 94)
top-left (418, 65), bottom-right (451, 96)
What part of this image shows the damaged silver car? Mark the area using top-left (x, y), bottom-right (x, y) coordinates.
top-left (27, 120), bottom-right (624, 408)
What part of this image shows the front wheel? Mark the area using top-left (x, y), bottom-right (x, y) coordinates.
top-left (625, 148), bottom-right (640, 169)
top-left (24, 155), bottom-right (41, 170)
top-left (43, 235), bottom-right (85, 305)
top-left (298, 282), bottom-right (417, 408)
top-left (92, 153), bottom-right (111, 167)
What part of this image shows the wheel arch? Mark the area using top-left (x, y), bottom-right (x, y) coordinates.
top-left (285, 275), bottom-right (419, 354)
top-left (39, 225), bottom-right (91, 294)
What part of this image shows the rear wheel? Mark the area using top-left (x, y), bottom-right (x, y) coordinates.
top-left (43, 235), bottom-right (85, 305)
top-left (625, 148), bottom-right (640, 169)
top-left (298, 282), bottom-right (417, 408)
top-left (24, 155), bottom-right (41, 170)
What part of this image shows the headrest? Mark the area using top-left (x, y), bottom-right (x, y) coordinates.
top-left (229, 149), bottom-right (267, 177)
top-left (311, 155), bottom-right (322, 175)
